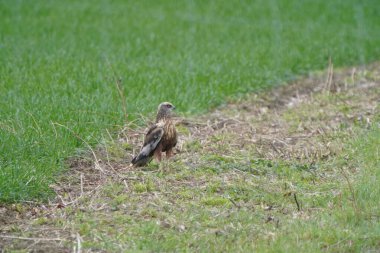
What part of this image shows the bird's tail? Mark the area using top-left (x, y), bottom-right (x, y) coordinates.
top-left (131, 152), bottom-right (151, 167)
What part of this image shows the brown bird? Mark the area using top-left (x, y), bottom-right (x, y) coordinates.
top-left (131, 102), bottom-right (178, 167)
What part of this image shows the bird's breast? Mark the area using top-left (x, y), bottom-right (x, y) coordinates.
top-left (162, 121), bottom-right (177, 150)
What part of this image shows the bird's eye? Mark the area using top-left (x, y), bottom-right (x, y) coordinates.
top-left (166, 104), bottom-right (172, 108)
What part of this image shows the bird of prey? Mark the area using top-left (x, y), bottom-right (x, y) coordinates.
top-left (131, 102), bottom-right (178, 167)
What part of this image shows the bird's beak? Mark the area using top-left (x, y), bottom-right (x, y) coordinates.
top-left (172, 106), bottom-right (176, 110)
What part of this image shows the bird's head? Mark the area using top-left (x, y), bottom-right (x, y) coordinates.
top-left (156, 102), bottom-right (176, 121)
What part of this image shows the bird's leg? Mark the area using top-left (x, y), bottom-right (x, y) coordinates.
top-left (166, 149), bottom-right (174, 159)
top-left (154, 145), bottom-right (163, 162)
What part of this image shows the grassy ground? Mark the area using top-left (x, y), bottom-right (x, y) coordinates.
top-left (0, 64), bottom-right (379, 252)
top-left (1, 0), bottom-right (380, 201)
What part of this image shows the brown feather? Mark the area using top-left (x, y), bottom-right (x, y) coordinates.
top-left (161, 120), bottom-right (177, 152)
top-left (131, 102), bottom-right (177, 167)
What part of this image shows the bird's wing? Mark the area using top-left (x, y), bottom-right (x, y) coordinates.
top-left (142, 124), bottom-right (164, 150)
top-left (143, 123), bottom-right (164, 146)
top-left (131, 123), bottom-right (164, 166)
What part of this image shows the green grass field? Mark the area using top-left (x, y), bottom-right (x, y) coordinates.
top-left (1, 0), bottom-right (380, 202)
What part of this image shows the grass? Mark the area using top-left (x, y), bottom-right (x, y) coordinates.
top-left (0, 64), bottom-right (379, 251)
top-left (67, 77), bottom-right (378, 252)
top-left (1, 1), bottom-right (380, 202)
top-left (44, 119), bottom-right (380, 251)
top-left (259, 121), bottom-right (380, 253)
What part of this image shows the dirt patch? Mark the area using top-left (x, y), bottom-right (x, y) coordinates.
top-left (173, 63), bottom-right (378, 168)
top-left (1, 62), bottom-right (379, 251)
